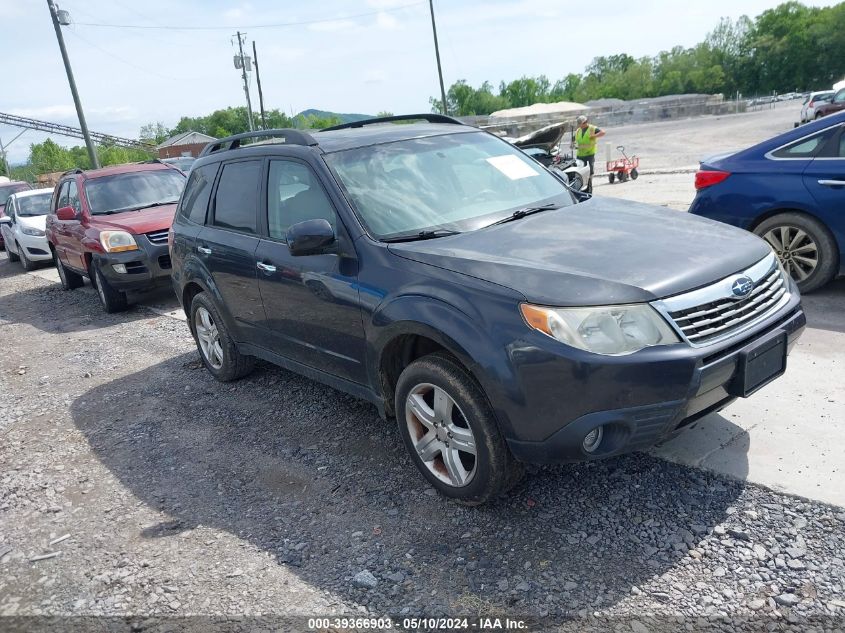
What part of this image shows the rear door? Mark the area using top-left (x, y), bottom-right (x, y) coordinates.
top-left (254, 157), bottom-right (366, 383)
top-left (171, 162), bottom-right (218, 287)
top-left (803, 124), bottom-right (845, 217)
top-left (197, 159), bottom-right (266, 344)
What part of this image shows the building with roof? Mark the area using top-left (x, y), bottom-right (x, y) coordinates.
top-left (156, 131), bottom-right (217, 159)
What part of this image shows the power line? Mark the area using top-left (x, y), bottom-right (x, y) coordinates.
top-left (73, 2), bottom-right (424, 31)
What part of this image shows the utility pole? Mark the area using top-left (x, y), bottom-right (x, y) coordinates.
top-left (46, 0), bottom-right (99, 168)
top-left (252, 41), bottom-right (267, 129)
top-left (428, 0), bottom-right (448, 115)
top-left (235, 32), bottom-right (255, 132)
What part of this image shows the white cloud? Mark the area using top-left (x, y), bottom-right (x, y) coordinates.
top-left (308, 19), bottom-right (357, 32)
top-left (375, 11), bottom-right (400, 30)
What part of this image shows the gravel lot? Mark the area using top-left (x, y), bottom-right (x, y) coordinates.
top-left (1, 246), bottom-right (844, 631)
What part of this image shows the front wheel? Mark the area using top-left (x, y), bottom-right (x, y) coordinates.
top-left (755, 212), bottom-right (838, 293)
top-left (7, 243), bottom-right (20, 263)
top-left (93, 266), bottom-right (129, 313)
top-left (395, 352), bottom-right (523, 505)
top-left (19, 244), bottom-right (36, 271)
top-left (608, 173), bottom-right (616, 184)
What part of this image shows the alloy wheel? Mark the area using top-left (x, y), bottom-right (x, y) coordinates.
top-left (763, 225), bottom-right (819, 282)
top-left (405, 382), bottom-right (477, 487)
top-left (195, 306), bottom-right (224, 370)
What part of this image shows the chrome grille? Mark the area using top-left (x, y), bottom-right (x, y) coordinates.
top-left (146, 229), bottom-right (169, 245)
top-left (653, 254), bottom-right (790, 347)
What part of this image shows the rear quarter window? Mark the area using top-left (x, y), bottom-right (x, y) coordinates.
top-left (178, 163), bottom-right (217, 225)
top-left (770, 129), bottom-right (835, 159)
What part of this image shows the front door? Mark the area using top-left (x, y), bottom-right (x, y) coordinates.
top-left (803, 125), bottom-right (845, 213)
top-left (255, 158), bottom-right (366, 384)
top-left (199, 159), bottom-right (266, 344)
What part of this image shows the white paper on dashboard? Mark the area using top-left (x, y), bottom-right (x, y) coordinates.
top-left (485, 155), bottom-right (540, 180)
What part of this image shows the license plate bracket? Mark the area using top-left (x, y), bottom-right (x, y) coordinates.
top-left (730, 330), bottom-right (788, 397)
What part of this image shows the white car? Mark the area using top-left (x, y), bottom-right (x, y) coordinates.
top-left (800, 91), bottom-right (834, 123)
top-left (0, 188), bottom-right (54, 271)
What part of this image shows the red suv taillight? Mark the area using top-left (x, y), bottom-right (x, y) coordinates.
top-left (695, 170), bottom-right (731, 190)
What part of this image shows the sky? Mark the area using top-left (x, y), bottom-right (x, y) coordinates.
top-left (0, 0), bottom-right (840, 163)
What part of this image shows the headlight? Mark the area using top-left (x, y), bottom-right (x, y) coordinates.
top-left (520, 303), bottom-right (680, 355)
top-left (21, 226), bottom-right (45, 237)
top-left (99, 230), bottom-right (138, 253)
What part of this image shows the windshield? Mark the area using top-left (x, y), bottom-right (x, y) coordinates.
top-left (324, 131), bottom-right (573, 239)
top-left (84, 170), bottom-right (186, 215)
top-left (0, 184), bottom-right (31, 206)
top-left (16, 193), bottom-right (52, 216)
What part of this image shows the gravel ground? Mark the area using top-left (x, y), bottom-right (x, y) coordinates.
top-left (1, 256), bottom-right (844, 632)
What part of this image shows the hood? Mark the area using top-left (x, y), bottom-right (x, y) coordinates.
top-left (510, 122), bottom-right (571, 153)
top-left (91, 204), bottom-right (177, 234)
top-left (17, 214), bottom-right (48, 231)
top-left (388, 197), bottom-right (771, 306)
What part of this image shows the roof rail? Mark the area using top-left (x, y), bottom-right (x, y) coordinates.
top-left (321, 113), bottom-right (465, 131)
top-left (199, 129), bottom-right (318, 157)
top-left (60, 168), bottom-right (84, 177)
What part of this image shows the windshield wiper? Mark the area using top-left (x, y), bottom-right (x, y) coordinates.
top-left (98, 201), bottom-right (177, 215)
top-left (382, 228), bottom-right (462, 243)
top-left (485, 203), bottom-right (560, 227)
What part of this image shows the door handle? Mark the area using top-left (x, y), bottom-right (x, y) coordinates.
top-left (256, 262), bottom-right (277, 273)
top-left (197, 246), bottom-right (212, 255)
top-left (818, 179), bottom-right (845, 186)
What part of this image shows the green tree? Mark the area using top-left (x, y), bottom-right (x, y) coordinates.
top-left (139, 122), bottom-right (170, 144)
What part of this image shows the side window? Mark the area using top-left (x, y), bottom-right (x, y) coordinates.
top-left (68, 180), bottom-right (81, 214)
top-left (835, 90), bottom-right (845, 104)
top-left (771, 130), bottom-right (833, 159)
top-left (179, 164), bottom-right (216, 224)
top-left (266, 160), bottom-right (336, 241)
top-left (839, 134), bottom-right (845, 158)
top-left (212, 161), bottom-right (261, 234)
top-left (55, 181), bottom-right (70, 211)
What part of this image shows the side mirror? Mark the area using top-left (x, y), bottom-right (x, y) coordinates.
top-left (286, 219), bottom-right (336, 256)
top-left (56, 205), bottom-right (78, 221)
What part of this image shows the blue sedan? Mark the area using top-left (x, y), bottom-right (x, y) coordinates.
top-left (690, 110), bottom-right (845, 292)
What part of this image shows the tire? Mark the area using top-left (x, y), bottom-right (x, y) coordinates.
top-left (7, 243), bottom-right (19, 263)
top-left (395, 352), bottom-right (523, 505)
top-left (815, 112), bottom-right (824, 120)
top-left (189, 292), bottom-right (255, 382)
top-left (568, 173), bottom-right (584, 191)
top-left (608, 173), bottom-right (616, 184)
top-left (630, 168), bottom-right (639, 180)
top-left (93, 266), bottom-right (129, 313)
top-left (19, 244), bottom-right (36, 271)
top-left (55, 253), bottom-right (83, 290)
top-left (754, 212), bottom-right (838, 293)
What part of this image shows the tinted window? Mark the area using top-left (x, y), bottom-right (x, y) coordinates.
top-left (68, 180), bottom-right (81, 213)
top-left (179, 164), bottom-right (217, 224)
top-left (835, 90), bottom-right (845, 104)
top-left (213, 161), bottom-right (261, 234)
top-left (55, 181), bottom-right (70, 210)
top-left (839, 135), bottom-right (845, 158)
top-left (266, 160), bottom-right (336, 240)
top-left (771, 131), bottom-right (833, 159)
top-left (84, 170), bottom-right (185, 215)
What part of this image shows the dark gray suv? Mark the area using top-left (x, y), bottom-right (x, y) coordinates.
top-left (170, 115), bottom-right (805, 504)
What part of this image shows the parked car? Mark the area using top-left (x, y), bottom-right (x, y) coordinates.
top-left (162, 156), bottom-right (196, 172)
top-left (171, 115), bottom-right (804, 504)
top-left (45, 161), bottom-right (186, 312)
top-left (507, 122), bottom-right (590, 191)
top-left (0, 188), bottom-right (55, 270)
top-left (800, 91), bottom-right (834, 123)
top-left (814, 88), bottom-right (845, 119)
top-left (690, 110), bottom-right (845, 292)
top-left (0, 180), bottom-right (33, 250)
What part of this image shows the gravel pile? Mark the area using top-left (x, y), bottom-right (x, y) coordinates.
top-left (1, 258), bottom-right (843, 630)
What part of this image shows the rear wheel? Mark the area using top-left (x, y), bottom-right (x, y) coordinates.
top-left (630, 168), bottom-right (639, 180)
top-left (755, 212), bottom-right (838, 293)
top-left (55, 253), bottom-right (83, 290)
top-left (190, 292), bottom-right (255, 382)
top-left (19, 244), bottom-right (36, 271)
top-left (93, 266), bottom-right (129, 313)
top-left (395, 352), bottom-right (523, 505)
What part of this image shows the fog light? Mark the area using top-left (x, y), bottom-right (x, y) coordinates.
top-left (582, 426), bottom-right (604, 453)
top-left (112, 263), bottom-right (127, 274)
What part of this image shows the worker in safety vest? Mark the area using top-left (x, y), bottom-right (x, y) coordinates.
top-left (574, 114), bottom-right (605, 194)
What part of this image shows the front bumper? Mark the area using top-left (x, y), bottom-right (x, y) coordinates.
top-left (92, 234), bottom-right (172, 292)
top-left (502, 294), bottom-right (805, 464)
top-left (16, 232), bottom-right (52, 261)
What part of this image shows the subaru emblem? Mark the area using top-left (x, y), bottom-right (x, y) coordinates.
top-left (731, 276), bottom-right (754, 298)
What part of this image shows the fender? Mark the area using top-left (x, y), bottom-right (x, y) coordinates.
top-left (367, 292), bottom-right (525, 439)
top-left (178, 256), bottom-right (239, 336)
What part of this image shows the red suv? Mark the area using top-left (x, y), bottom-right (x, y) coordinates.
top-left (815, 88), bottom-right (845, 119)
top-left (0, 181), bottom-right (33, 249)
top-left (46, 162), bottom-right (186, 312)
